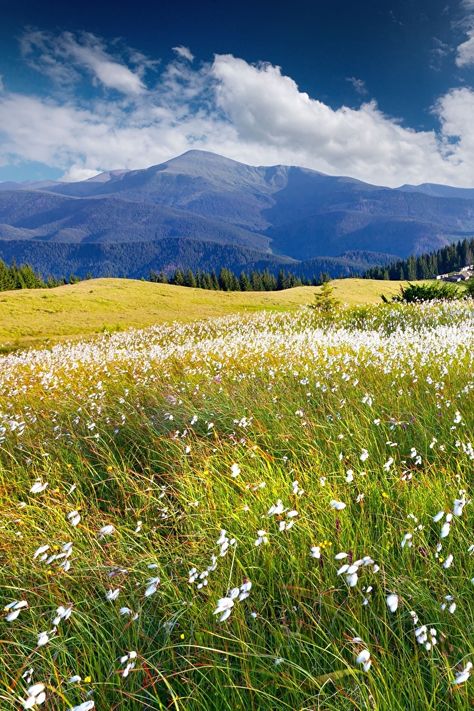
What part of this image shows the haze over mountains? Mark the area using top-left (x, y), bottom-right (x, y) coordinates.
top-left (1, 150), bottom-right (474, 278)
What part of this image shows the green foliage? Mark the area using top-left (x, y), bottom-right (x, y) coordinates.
top-left (308, 280), bottom-right (341, 319)
top-left (150, 266), bottom-right (321, 292)
top-left (0, 257), bottom-right (77, 292)
top-left (389, 281), bottom-right (461, 303)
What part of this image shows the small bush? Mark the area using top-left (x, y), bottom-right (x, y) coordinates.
top-left (388, 281), bottom-right (461, 303)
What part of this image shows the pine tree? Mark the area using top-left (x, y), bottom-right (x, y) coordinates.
top-left (173, 269), bottom-right (185, 286)
top-left (183, 269), bottom-right (197, 288)
top-left (239, 272), bottom-right (251, 291)
top-left (309, 281), bottom-right (341, 321)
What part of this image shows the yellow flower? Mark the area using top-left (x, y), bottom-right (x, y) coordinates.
top-left (180, 633), bottom-right (185, 640)
top-left (382, 492), bottom-right (389, 499)
top-left (84, 676), bottom-right (92, 683)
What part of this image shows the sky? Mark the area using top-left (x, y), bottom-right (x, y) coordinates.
top-left (1, 0), bottom-right (474, 186)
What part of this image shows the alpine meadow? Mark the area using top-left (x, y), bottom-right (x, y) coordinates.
top-left (1, 0), bottom-right (474, 709)
top-left (1, 295), bottom-right (473, 710)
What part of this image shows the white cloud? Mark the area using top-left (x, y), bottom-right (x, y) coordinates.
top-left (172, 45), bottom-right (194, 62)
top-left (436, 87), bottom-right (474, 157)
top-left (65, 166), bottom-right (102, 181)
top-left (346, 76), bottom-right (368, 95)
top-left (210, 55), bottom-right (474, 186)
top-left (455, 0), bottom-right (474, 66)
top-left (20, 30), bottom-right (147, 95)
top-left (1, 38), bottom-right (474, 187)
top-left (456, 29), bottom-right (474, 66)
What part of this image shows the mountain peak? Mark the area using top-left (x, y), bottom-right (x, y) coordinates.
top-left (167, 149), bottom-right (246, 164)
top-left (160, 149), bottom-right (257, 176)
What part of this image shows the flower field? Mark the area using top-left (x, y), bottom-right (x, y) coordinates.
top-left (1, 300), bottom-right (473, 710)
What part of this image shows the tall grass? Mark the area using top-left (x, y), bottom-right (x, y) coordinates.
top-left (0, 302), bottom-right (473, 709)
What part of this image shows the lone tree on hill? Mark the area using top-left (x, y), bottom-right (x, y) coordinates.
top-left (309, 280), bottom-right (341, 319)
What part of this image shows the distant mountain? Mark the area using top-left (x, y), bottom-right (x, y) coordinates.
top-left (0, 150), bottom-right (473, 278)
top-left (0, 189), bottom-right (271, 251)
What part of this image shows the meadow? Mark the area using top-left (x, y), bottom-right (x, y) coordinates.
top-left (0, 295), bottom-right (473, 710)
top-left (0, 278), bottom-right (406, 351)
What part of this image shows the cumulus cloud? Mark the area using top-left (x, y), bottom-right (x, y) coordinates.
top-left (1, 34), bottom-right (474, 187)
top-left (210, 55), bottom-right (474, 185)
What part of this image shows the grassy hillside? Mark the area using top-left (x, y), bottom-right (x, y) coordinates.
top-left (0, 278), bottom-right (405, 350)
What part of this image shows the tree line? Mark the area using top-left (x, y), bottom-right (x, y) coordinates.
top-left (4, 236), bottom-right (474, 294)
top-left (1, 259), bottom-right (333, 294)
top-left (0, 259), bottom-right (81, 292)
top-left (364, 238), bottom-right (474, 280)
top-left (149, 268), bottom-right (332, 291)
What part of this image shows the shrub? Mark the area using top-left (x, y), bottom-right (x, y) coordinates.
top-left (387, 281), bottom-right (461, 303)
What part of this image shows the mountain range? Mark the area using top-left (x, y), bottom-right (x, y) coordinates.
top-left (1, 150), bottom-right (474, 278)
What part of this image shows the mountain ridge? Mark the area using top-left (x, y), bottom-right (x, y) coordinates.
top-left (1, 150), bottom-right (473, 277)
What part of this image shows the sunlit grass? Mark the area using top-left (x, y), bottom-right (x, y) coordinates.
top-left (0, 277), bottom-right (407, 350)
top-left (0, 300), bottom-right (473, 709)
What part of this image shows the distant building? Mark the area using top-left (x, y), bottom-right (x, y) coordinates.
top-left (436, 265), bottom-right (474, 282)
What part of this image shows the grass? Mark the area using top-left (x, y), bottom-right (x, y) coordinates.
top-left (0, 300), bottom-right (473, 710)
top-left (0, 278), bottom-right (406, 351)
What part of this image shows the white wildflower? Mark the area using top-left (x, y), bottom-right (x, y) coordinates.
top-left (67, 510), bottom-right (81, 527)
top-left (355, 648), bottom-right (372, 672)
top-left (453, 661), bottom-right (472, 685)
top-left (386, 593), bottom-right (399, 613)
top-left (22, 682), bottom-right (46, 708)
top-left (37, 631), bottom-right (53, 647)
top-left (443, 554), bottom-right (454, 569)
top-left (52, 604), bottom-right (72, 626)
top-left (120, 650), bottom-right (137, 678)
top-left (70, 702), bottom-right (95, 711)
top-left (4, 599), bottom-right (28, 622)
top-left (255, 530), bottom-right (268, 546)
top-left (144, 577), bottom-right (160, 597)
top-left (33, 544), bottom-right (50, 561)
top-left (98, 524), bottom-right (115, 539)
top-left (29, 481), bottom-right (48, 494)
top-left (106, 588), bottom-right (120, 602)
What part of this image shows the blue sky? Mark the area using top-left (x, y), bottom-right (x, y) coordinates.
top-left (1, 0), bottom-right (474, 186)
